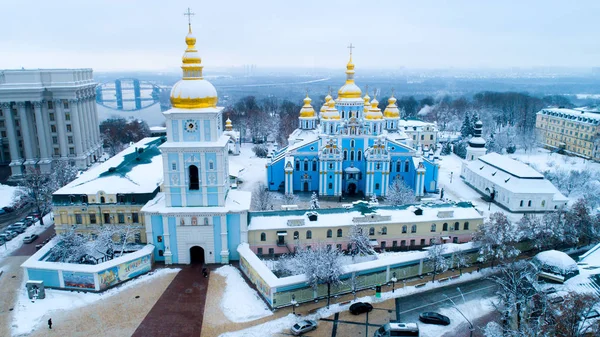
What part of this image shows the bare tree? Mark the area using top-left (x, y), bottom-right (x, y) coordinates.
top-left (427, 239), bottom-right (448, 282)
top-left (277, 244), bottom-right (344, 308)
top-left (15, 167), bottom-right (55, 225)
top-left (386, 178), bottom-right (416, 205)
top-left (251, 182), bottom-right (273, 211)
top-left (547, 292), bottom-right (600, 337)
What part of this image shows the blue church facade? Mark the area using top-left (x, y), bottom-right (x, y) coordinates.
top-left (267, 54), bottom-right (439, 198)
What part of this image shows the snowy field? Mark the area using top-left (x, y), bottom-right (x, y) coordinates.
top-left (507, 147), bottom-right (599, 174)
top-left (11, 268), bottom-right (180, 336)
top-left (0, 213), bottom-right (54, 262)
top-left (0, 184), bottom-right (19, 209)
top-left (218, 269), bottom-right (496, 337)
top-left (215, 265), bottom-right (273, 323)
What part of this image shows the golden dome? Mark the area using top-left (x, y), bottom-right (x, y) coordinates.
top-left (365, 97), bottom-right (383, 120)
top-left (299, 94), bottom-right (317, 118)
top-left (321, 99), bottom-right (340, 120)
top-left (170, 24), bottom-right (218, 109)
top-left (363, 91), bottom-right (371, 113)
top-left (337, 51), bottom-right (362, 99)
top-left (225, 118), bottom-right (233, 131)
top-left (320, 90), bottom-right (333, 113)
top-left (383, 95), bottom-right (400, 118)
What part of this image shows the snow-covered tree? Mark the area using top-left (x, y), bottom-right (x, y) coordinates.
top-left (452, 247), bottom-right (470, 276)
top-left (47, 226), bottom-right (89, 263)
top-left (51, 160), bottom-right (79, 189)
top-left (440, 142), bottom-right (452, 156)
top-left (277, 244), bottom-right (344, 308)
top-left (453, 140), bottom-right (468, 159)
top-left (282, 193), bottom-right (298, 206)
top-left (518, 214), bottom-right (556, 251)
top-left (566, 198), bottom-right (597, 245)
top-left (474, 212), bottom-right (521, 267)
top-left (310, 192), bottom-right (320, 209)
top-left (347, 224), bottom-right (375, 259)
top-left (461, 113), bottom-right (474, 138)
top-left (369, 194), bottom-right (379, 205)
top-left (252, 144), bottom-right (268, 158)
top-left (251, 182), bottom-right (273, 211)
top-left (386, 179), bottom-right (416, 205)
top-left (427, 239), bottom-right (448, 281)
top-left (15, 167), bottom-right (55, 225)
top-left (541, 207), bottom-right (574, 246)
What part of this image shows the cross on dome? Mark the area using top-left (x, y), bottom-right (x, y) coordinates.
top-left (184, 8), bottom-right (195, 26)
top-left (347, 43), bottom-right (355, 56)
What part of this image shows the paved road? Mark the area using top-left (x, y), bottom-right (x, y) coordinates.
top-left (0, 205), bottom-right (34, 230)
top-left (11, 224), bottom-right (56, 256)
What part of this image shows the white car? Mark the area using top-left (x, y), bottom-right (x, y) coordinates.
top-left (290, 320), bottom-right (317, 336)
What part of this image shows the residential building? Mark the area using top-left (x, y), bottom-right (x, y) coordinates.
top-left (0, 69), bottom-right (103, 177)
top-left (398, 119), bottom-right (439, 151)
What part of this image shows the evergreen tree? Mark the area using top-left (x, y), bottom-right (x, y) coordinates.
top-left (310, 192), bottom-right (320, 209)
top-left (460, 113), bottom-right (473, 138)
top-left (441, 142), bottom-right (452, 156)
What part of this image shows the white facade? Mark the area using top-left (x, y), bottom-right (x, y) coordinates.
top-left (461, 153), bottom-right (568, 212)
top-left (0, 69), bottom-right (102, 176)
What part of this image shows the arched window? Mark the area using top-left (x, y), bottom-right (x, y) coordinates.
top-left (464, 222), bottom-right (469, 230)
top-left (350, 139), bottom-right (355, 147)
top-left (411, 224), bottom-right (417, 233)
top-left (431, 224), bottom-right (436, 232)
top-left (312, 160), bottom-right (317, 171)
top-left (454, 222), bottom-right (459, 230)
top-left (209, 161), bottom-right (214, 170)
top-left (396, 161), bottom-right (401, 172)
top-left (306, 230), bottom-right (312, 239)
top-left (82, 195), bottom-right (88, 204)
top-left (375, 183), bottom-right (380, 190)
top-left (327, 229), bottom-right (332, 238)
top-left (357, 151), bottom-right (362, 161)
top-left (189, 165), bottom-right (200, 190)
top-left (381, 227), bottom-right (387, 235)
top-left (541, 200), bottom-right (546, 207)
top-left (350, 151), bottom-right (354, 161)
top-left (296, 160), bottom-right (300, 170)
top-left (328, 182), bottom-right (333, 189)
top-left (344, 150), bottom-right (348, 160)
top-left (69, 195), bottom-right (76, 203)
top-left (337, 229), bottom-right (343, 237)
top-left (443, 223), bottom-right (448, 231)
top-left (260, 233), bottom-right (266, 241)
top-left (100, 196), bottom-right (105, 204)
top-left (402, 225), bottom-right (407, 233)
top-left (520, 200), bottom-right (524, 207)
top-left (304, 160), bottom-right (308, 171)
top-left (293, 231), bottom-right (299, 240)
top-left (528, 200), bottom-right (532, 207)
top-left (404, 160), bottom-right (410, 172)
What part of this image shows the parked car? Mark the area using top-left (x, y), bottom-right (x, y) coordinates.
top-left (374, 323), bottom-right (420, 337)
top-left (290, 320), bottom-right (318, 336)
top-left (7, 224), bottom-right (26, 234)
top-left (350, 302), bottom-right (374, 315)
top-left (3, 231), bottom-right (17, 240)
top-left (28, 213), bottom-right (41, 220)
top-left (0, 209), bottom-right (5, 215)
top-left (2, 206), bottom-right (14, 213)
top-left (0, 234), bottom-right (10, 242)
top-left (23, 234), bottom-right (39, 244)
top-left (419, 312), bottom-right (450, 326)
top-left (25, 216), bottom-right (36, 223)
top-left (21, 218), bottom-right (34, 227)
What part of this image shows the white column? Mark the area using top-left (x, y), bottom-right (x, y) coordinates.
top-left (32, 101), bottom-right (52, 172)
top-left (144, 214), bottom-right (154, 245)
top-left (40, 101), bottom-right (54, 160)
top-left (2, 102), bottom-right (23, 175)
top-left (76, 98), bottom-right (89, 164)
top-left (220, 215), bottom-right (229, 264)
top-left (68, 99), bottom-right (84, 163)
top-left (162, 216), bottom-right (172, 265)
top-left (17, 102), bottom-right (36, 165)
top-left (89, 93), bottom-right (101, 148)
top-left (54, 100), bottom-right (68, 158)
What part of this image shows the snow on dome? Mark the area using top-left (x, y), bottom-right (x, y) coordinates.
top-left (170, 79), bottom-right (218, 109)
top-left (468, 137), bottom-right (486, 146)
top-left (344, 166), bottom-right (360, 173)
top-left (533, 250), bottom-right (579, 278)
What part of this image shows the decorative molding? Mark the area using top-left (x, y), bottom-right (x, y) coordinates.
top-left (0, 102), bottom-right (10, 109)
top-left (16, 101), bottom-right (26, 108)
top-left (32, 101), bottom-right (42, 108)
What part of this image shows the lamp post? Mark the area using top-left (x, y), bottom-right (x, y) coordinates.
top-left (391, 272), bottom-right (397, 293)
top-left (291, 294), bottom-right (297, 316)
top-left (457, 287), bottom-right (466, 304)
top-left (443, 294), bottom-right (473, 337)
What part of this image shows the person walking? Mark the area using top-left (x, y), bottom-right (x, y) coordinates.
top-left (48, 318), bottom-right (52, 329)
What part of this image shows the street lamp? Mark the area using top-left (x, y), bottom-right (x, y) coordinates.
top-left (391, 272), bottom-right (398, 293)
top-left (291, 294), bottom-right (297, 316)
top-left (457, 287), bottom-right (466, 304)
top-left (443, 294), bottom-right (473, 337)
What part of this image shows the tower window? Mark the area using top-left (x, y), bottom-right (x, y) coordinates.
top-left (189, 165), bottom-right (200, 190)
top-left (296, 160), bottom-right (300, 170)
top-left (312, 160), bottom-right (317, 171)
top-left (344, 150), bottom-right (348, 160)
top-left (375, 183), bottom-right (380, 190)
top-left (304, 160), bottom-right (308, 171)
top-left (396, 161), bottom-right (401, 172)
top-left (357, 151), bottom-right (362, 161)
top-left (327, 229), bottom-right (332, 238)
top-left (209, 161), bottom-right (214, 170)
top-left (405, 160), bottom-right (410, 172)
top-left (350, 151), bottom-right (354, 161)
top-left (350, 139), bottom-right (355, 147)
top-left (172, 162), bottom-right (177, 171)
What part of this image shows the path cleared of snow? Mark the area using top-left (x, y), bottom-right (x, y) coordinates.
top-left (0, 184), bottom-right (19, 208)
top-left (219, 269), bottom-right (495, 337)
top-left (215, 265), bottom-right (273, 323)
top-left (0, 213), bottom-right (54, 262)
top-left (12, 267), bottom-right (180, 336)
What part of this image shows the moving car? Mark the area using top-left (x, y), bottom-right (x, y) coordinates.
top-left (419, 312), bottom-right (450, 326)
top-left (350, 302), bottom-right (374, 315)
top-left (290, 320), bottom-right (317, 336)
top-left (23, 234), bottom-right (39, 244)
top-left (374, 323), bottom-right (420, 337)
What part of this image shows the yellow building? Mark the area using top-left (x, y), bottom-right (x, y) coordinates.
top-left (536, 108), bottom-right (600, 160)
top-left (247, 202), bottom-right (483, 256)
top-left (52, 137), bottom-right (164, 243)
top-left (398, 119), bottom-right (439, 151)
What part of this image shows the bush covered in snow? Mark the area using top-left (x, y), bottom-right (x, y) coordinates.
top-left (532, 250), bottom-right (579, 280)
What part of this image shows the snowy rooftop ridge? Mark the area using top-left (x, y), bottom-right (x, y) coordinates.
top-left (478, 153), bottom-right (543, 179)
top-left (141, 190), bottom-right (251, 214)
top-left (55, 137), bottom-right (164, 195)
top-left (540, 108), bottom-right (600, 122)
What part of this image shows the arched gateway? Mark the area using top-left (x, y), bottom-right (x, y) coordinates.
top-left (189, 246), bottom-right (205, 264)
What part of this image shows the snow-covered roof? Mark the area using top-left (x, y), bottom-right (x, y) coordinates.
top-left (248, 202), bottom-right (482, 231)
top-left (398, 119), bottom-right (437, 130)
top-left (533, 250), bottom-right (579, 275)
top-left (540, 108), bottom-right (600, 122)
top-left (141, 190), bottom-right (251, 214)
top-left (159, 135), bottom-right (230, 149)
top-left (464, 156), bottom-right (566, 197)
top-left (54, 137), bottom-right (164, 195)
top-left (287, 128), bottom-right (320, 146)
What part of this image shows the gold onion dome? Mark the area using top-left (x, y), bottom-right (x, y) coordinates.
top-left (320, 91), bottom-right (333, 113)
top-left (321, 99), bottom-right (340, 120)
top-left (365, 97), bottom-right (383, 120)
top-left (363, 92), bottom-right (371, 112)
top-left (337, 53), bottom-right (362, 99)
top-left (299, 94), bottom-right (316, 118)
top-left (384, 95), bottom-right (400, 118)
top-left (225, 118), bottom-right (233, 131)
top-left (170, 24), bottom-right (218, 109)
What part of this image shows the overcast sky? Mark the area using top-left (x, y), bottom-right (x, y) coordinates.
top-left (2, 0), bottom-right (599, 72)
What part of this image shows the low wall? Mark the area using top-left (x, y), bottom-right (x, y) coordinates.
top-left (238, 242), bottom-right (480, 309)
top-left (21, 238), bottom-right (154, 292)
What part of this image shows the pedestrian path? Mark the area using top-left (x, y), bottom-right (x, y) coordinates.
top-left (132, 264), bottom-right (209, 337)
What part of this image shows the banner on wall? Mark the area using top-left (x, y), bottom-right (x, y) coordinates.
top-left (63, 271), bottom-right (95, 289)
top-left (98, 266), bottom-right (119, 290)
top-left (98, 254), bottom-right (152, 290)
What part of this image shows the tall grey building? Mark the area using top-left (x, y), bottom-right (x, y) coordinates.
top-left (0, 69), bottom-right (102, 177)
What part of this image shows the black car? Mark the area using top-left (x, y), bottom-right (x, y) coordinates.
top-left (349, 302), bottom-right (373, 315)
top-left (419, 312), bottom-right (451, 325)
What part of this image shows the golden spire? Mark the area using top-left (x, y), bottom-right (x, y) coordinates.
top-left (384, 88), bottom-right (400, 118)
top-left (225, 117), bottom-right (233, 131)
top-left (337, 43), bottom-right (362, 99)
top-left (299, 92), bottom-right (316, 118)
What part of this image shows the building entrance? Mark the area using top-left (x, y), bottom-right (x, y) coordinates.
top-left (189, 246), bottom-right (205, 264)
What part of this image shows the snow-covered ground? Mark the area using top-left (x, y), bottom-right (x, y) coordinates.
top-left (214, 265), bottom-right (273, 323)
top-left (0, 184), bottom-right (19, 209)
top-left (11, 267), bottom-right (180, 336)
top-left (228, 143), bottom-right (270, 193)
top-left (0, 213), bottom-right (54, 262)
top-left (218, 269), bottom-right (495, 337)
top-left (508, 148), bottom-right (599, 174)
